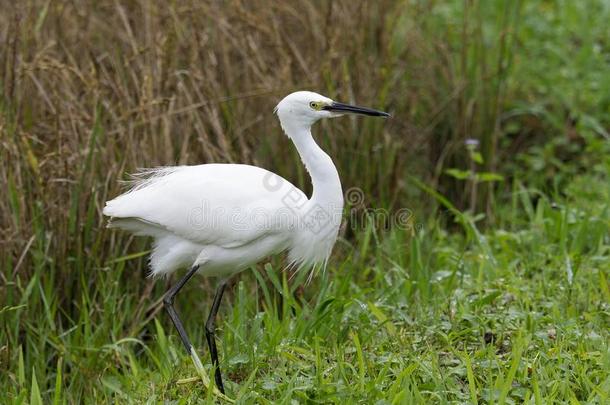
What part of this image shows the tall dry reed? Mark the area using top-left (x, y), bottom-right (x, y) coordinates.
top-left (0, 0), bottom-right (521, 275)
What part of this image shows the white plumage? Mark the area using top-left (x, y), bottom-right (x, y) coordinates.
top-left (103, 91), bottom-right (389, 395)
top-left (104, 163), bottom-right (337, 277)
top-left (104, 91), bottom-right (392, 278)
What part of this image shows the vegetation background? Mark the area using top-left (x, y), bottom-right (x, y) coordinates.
top-left (1, 0), bottom-right (609, 403)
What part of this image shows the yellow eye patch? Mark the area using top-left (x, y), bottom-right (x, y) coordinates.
top-left (309, 101), bottom-right (324, 111)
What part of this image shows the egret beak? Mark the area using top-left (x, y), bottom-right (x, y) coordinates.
top-left (323, 101), bottom-right (390, 117)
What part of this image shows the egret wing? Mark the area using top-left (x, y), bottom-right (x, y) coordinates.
top-left (103, 164), bottom-right (307, 247)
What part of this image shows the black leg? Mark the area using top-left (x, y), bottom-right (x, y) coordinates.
top-left (205, 279), bottom-right (228, 394)
top-left (163, 265), bottom-right (201, 354)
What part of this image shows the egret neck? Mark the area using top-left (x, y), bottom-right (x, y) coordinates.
top-left (280, 119), bottom-right (344, 212)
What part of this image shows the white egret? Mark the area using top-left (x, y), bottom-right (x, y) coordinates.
top-left (103, 91), bottom-right (389, 394)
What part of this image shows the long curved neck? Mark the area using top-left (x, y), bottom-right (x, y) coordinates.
top-left (283, 122), bottom-right (343, 208)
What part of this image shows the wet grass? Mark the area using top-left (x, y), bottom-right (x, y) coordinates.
top-left (3, 168), bottom-right (609, 403)
top-left (1, 0), bottom-right (610, 403)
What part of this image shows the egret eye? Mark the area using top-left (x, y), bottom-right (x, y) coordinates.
top-left (309, 101), bottom-right (322, 110)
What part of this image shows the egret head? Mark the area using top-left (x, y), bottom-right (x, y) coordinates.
top-left (275, 91), bottom-right (389, 133)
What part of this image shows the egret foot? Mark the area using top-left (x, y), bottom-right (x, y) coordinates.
top-left (176, 376), bottom-right (199, 385)
top-left (173, 347), bottom-right (234, 402)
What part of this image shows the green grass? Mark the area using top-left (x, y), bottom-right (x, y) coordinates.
top-left (2, 0), bottom-right (610, 403)
top-left (3, 168), bottom-right (609, 403)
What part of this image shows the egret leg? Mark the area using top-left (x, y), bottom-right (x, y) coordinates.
top-left (163, 265), bottom-right (200, 354)
top-left (205, 279), bottom-right (228, 394)
top-left (163, 267), bottom-right (233, 401)
top-left (163, 267), bottom-right (215, 390)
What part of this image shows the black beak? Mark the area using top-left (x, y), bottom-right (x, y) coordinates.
top-left (323, 101), bottom-right (390, 117)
